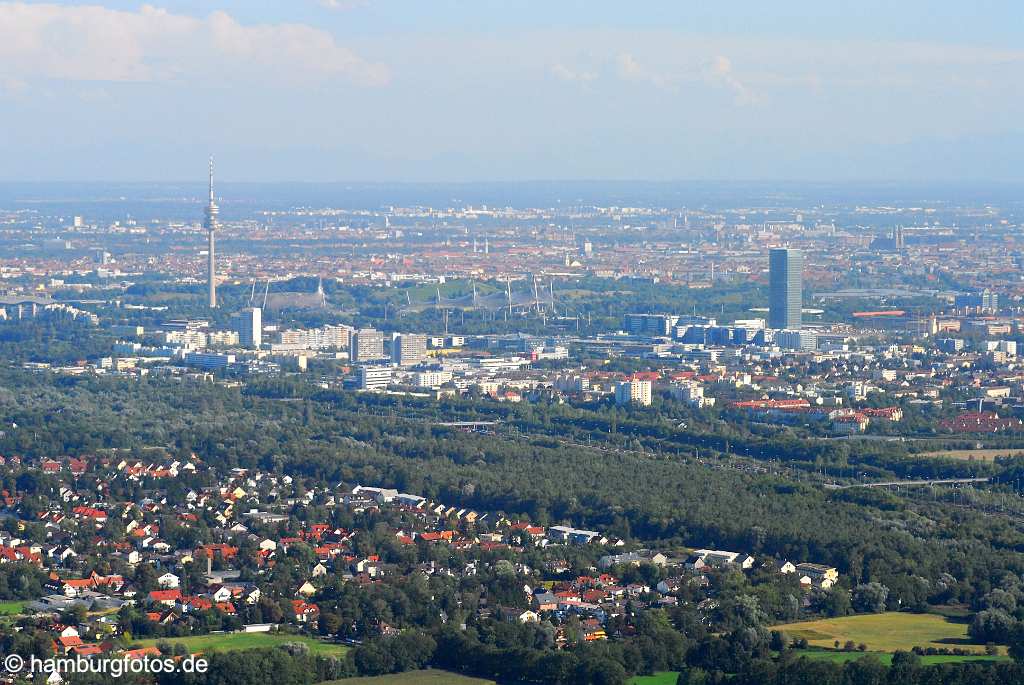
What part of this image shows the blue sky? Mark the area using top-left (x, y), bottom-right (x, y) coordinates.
top-left (1, 1), bottom-right (1022, 182)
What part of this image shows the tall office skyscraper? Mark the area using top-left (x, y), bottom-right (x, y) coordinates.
top-left (204, 157), bottom-right (219, 308)
top-left (768, 248), bottom-right (803, 330)
top-left (234, 307), bottom-right (262, 349)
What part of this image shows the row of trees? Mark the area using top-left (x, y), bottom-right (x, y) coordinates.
top-left (3, 369), bottom-right (1024, 609)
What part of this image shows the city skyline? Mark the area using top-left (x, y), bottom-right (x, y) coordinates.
top-left (2, 5), bottom-right (1024, 684)
top-left (1, 1), bottom-right (1023, 183)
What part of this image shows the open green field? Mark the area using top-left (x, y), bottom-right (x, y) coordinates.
top-left (629, 672), bottom-right (680, 685)
top-left (0, 601), bottom-right (27, 616)
top-left (772, 612), bottom-right (988, 653)
top-left (134, 632), bottom-right (348, 656)
top-left (917, 448), bottom-right (1023, 461)
top-left (796, 647), bottom-right (1006, 665)
top-left (326, 671), bottom-right (495, 685)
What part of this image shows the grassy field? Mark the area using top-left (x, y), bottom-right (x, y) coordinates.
top-left (325, 671), bottom-right (495, 685)
top-left (796, 647), bottom-right (1006, 665)
top-left (133, 632), bottom-right (348, 656)
top-left (771, 612), bottom-right (988, 653)
top-left (0, 601), bottom-right (27, 616)
top-left (917, 448), bottom-right (1023, 461)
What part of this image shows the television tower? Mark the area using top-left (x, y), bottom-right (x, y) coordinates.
top-left (204, 156), bottom-right (219, 308)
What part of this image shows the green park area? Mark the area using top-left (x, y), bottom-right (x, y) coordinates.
top-left (772, 611), bottom-right (993, 654)
top-left (0, 601), bottom-right (27, 616)
top-left (134, 631), bottom-right (348, 657)
top-left (628, 672), bottom-right (680, 685)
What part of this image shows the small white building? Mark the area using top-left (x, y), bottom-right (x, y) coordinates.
top-left (157, 572), bottom-right (180, 589)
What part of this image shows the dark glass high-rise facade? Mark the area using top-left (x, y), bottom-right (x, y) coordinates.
top-left (769, 248), bottom-right (803, 330)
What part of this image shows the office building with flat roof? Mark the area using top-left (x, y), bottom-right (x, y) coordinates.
top-left (394, 333), bottom-right (428, 366)
top-left (769, 248), bottom-right (803, 330)
top-left (351, 328), bottom-right (385, 362)
top-left (234, 307), bottom-right (262, 349)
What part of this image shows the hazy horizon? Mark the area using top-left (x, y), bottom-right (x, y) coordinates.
top-left (2, 179), bottom-right (1022, 221)
top-left (1, 1), bottom-right (1023, 183)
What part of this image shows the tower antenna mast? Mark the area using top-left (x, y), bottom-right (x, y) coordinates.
top-left (204, 156), bottom-right (219, 308)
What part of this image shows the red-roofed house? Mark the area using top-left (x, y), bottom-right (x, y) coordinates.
top-left (148, 589), bottom-right (182, 607)
top-left (291, 599), bottom-right (319, 624)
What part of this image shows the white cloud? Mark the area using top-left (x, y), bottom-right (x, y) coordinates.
top-left (615, 52), bottom-right (676, 91)
top-left (550, 63), bottom-right (597, 84)
top-left (609, 51), bottom-right (757, 103)
top-left (0, 2), bottom-right (390, 88)
top-left (702, 55), bottom-right (758, 105)
top-left (533, 31), bottom-right (1024, 108)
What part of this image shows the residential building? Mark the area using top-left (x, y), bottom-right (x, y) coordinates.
top-left (351, 329), bottom-right (385, 362)
top-left (670, 382), bottom-right (715, 408)
top-left (615, 379), bottom-right (652, 406)
top-left (394, 333), bottom-right (428, 366)
top-left (414, 371), bottom-right (453, 388)
top-left (183, 352), bottom-right (235, 370)
top-left (274, 325), bottom-right (350, 351)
